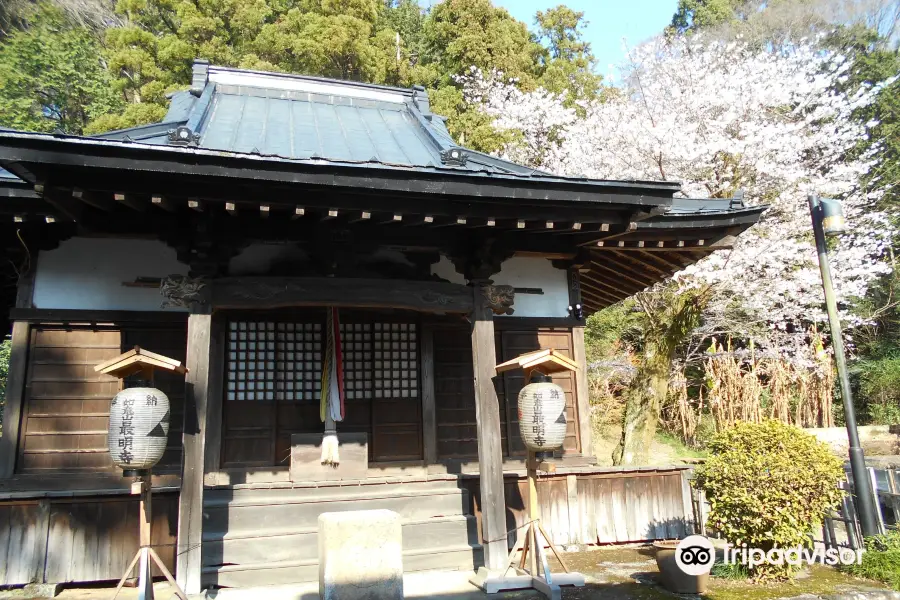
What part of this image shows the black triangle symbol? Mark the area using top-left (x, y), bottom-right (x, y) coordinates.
top-left (147, 408), bottom-right (170, 438)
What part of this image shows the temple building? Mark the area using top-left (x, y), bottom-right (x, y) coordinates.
top-left (0, 60), bottom-right (763, 592)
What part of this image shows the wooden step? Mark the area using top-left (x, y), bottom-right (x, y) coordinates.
top-left (203, 479), bottom-right (463, 504)
top-left (203, 488), bottom-right (468, 532)
top-left (201, 544), bottom-right (484, 588)
top-left (202, 514), bottom-right (478, 567)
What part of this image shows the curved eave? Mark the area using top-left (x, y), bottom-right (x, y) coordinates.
top-left (579, 207), bottom-right (767, 314)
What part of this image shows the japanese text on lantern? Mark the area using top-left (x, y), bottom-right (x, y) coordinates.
top-left (117, 396), bottom-right (135, 464)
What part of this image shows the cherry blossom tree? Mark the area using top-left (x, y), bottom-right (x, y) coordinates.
top-left (465, 34), bottom-right (897, 355)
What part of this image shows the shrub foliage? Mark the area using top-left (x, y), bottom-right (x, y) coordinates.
top-left (845, 531), bottom-right (900, 590)
top-left (694, 420), bottom-right (845, 579)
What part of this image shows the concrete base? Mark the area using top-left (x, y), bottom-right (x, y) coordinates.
top-left (21, 583), bottom-right (62, 598)
top-left (318, 509), bottom-right (403, 600)
top-left (469, 566), bottom-right (585, 600)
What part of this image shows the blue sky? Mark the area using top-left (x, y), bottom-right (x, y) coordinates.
top-left (423, 0), bottom-right (678, 75)
top-left (494, 0), bottom-right (678, 74)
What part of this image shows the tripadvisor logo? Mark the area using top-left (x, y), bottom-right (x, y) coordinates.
top-left (675, 535), bottom-right (716, 576)
top-left (674, 535), bottom-right (864, 575)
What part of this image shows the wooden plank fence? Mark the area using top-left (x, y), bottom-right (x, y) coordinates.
top-left (460, 466), bottom-right (695, 548)
top-left (0, 493), bottom-right (178, 586)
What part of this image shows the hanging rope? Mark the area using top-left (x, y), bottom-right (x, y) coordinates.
top-left (320, 307), bottom-right (345, 466)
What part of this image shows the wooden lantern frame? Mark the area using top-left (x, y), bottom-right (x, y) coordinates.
top-left (474, 349), bottom-right (585, 600)
top-left (95, 347), bottom-right (188, 600)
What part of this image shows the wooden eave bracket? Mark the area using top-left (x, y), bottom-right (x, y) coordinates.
top-left (94, 346), bottom-right (189, 379)
top-left (495, 348), bottom-right (580, 376)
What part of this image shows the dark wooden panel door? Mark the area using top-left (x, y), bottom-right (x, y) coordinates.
top-left (221, 317), bottom-right (423, 467)
top-left (500, 329), bottom-right (580, 455)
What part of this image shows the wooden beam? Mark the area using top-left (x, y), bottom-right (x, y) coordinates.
top-left (637, 249), bottom-right (689, 270)
top-left (582, 270), bottom-right (644, 297)
top-left (349, 211), bottom-right (371, 224)
top-left (580, 275), bottom-right (633, 300)
top-left (601, 249), bottom-right (669, 278)
top-left (473, 218), bottom-right (497, 228)
top-left (36, 184), bottom-right (81, 222)
top-left (114, 193), bottom-right (147, 212)
top-left (209, 277), bottom-right (474, 313)
top-left (589, 259), bottom-right (655, 289)
top-left (421, 325), bottom-right (437, 466)
top-left (0, 321), bottom-right (30, 478)
top-left (580, 286), bottom-right (615, 307)
top-left (204, 322), bottom-right (226, 479)
top-left (572, 327), bottom-right (593, 459)
top-left (72, 188), bottom-right (113, 211)
top-left (432, 216), bottom-right (467, 228)
top-left (471, 285), bottom-right (507, 571)
top-left (177, 313), bottom-right (214, 594)
top-left (592, 251), bottom-right (661, 284)
top-left (579, 280), bottom-right (622, 306)
top-left (151, 195), bottom-right (177, 212)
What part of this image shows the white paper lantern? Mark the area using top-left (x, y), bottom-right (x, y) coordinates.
top-left (517, 375), bottom-right (567, 452)
top-left (108, 387), bottom-right (170, 472)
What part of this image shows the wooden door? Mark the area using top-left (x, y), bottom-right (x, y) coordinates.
top-left (221, 317), bottom-right (423, 467)
top-left (499, 329), bottom-right (580, 455)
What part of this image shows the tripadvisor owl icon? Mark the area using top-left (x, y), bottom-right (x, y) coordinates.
top-left (675, 535), bottom-right (716, 576)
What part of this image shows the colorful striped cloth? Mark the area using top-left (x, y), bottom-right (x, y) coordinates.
top-left (320, 307), bottom-right (345, 423)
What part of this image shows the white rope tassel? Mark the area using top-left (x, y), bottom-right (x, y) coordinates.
top-left (321, 415), bottom-right (340, 467)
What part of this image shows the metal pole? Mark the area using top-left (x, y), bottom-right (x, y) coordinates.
top-left (808, 194), bottom-right (880, 538)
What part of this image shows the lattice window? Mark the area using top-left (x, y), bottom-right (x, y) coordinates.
top-left (226, 321), bottom-right (322, 401)
top-left (226, 320), bottom-right (417, 401)
top-left (373, 323), bottom-right (418, 399)
top-left (275, 322), bottom-right (322, 401)
top-left (340, 323), bottom-right (372, 400)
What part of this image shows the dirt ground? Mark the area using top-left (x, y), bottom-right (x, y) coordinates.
top-left (0, 545), bottom-right (890, 600)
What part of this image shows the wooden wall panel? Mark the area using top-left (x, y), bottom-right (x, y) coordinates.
top-left (0, 494), bottom-right (177, 585)
top-left (435, 322), bottom-right (581, 460)
top-left (433, 326), bottom-right (478, 459)
top-left (18, 324), bottom-right (188, 475)
top-left (18, 329), bottom-right (122, 473)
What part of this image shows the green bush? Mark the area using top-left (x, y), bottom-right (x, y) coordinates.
top-left (856, 355), bottom-right (900, 424)
top-left (844, 531), bottom-right (900, 589)
top-left (694, 420), bottom-right (845, 580)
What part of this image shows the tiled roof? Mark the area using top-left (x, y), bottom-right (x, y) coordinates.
top-left (97, 61), bottom-right (555, 178)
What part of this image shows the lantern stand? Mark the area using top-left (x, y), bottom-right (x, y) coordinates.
top-left (94, 347), bottom-right (189, 600)
top-left (472, 350), bottom-right (585, 600)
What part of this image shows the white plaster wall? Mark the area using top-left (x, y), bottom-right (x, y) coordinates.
top-left (431, 255), bottom-right (570, 318)
top-left (33, 238), bottom-right (188, 311)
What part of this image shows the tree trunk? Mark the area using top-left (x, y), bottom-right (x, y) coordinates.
top-left (612, 345), bottom-right (671, 465)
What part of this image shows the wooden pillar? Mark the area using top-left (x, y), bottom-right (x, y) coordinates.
top-left (421, 324), bottom-right (437, 465)
top-left (572, 327), bottom-right (593, 458)
top-left (1, 266), bottom-right (37, 479)
top-left (176, 313), bottom-right (214, 593)
top-left (471, 285), bottom-right (508, 571)
top-left (0, 321), bottom-right (31, 479)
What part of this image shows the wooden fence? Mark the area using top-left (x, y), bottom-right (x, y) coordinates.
top-left (459, 466), bottom-right (695, 547)
top-left (0, 493), bottom-right (178, 585)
